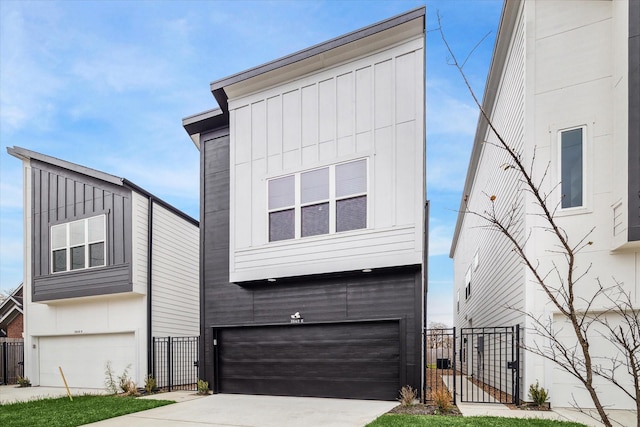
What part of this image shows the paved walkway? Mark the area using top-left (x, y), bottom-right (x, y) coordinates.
top-left (442, 375), bottom-right (636, 427)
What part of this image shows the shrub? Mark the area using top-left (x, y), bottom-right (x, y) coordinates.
top-left (528, 380), bottom-right (549, 406)
top-left (398, 385), bottom-right (417, 407)
top-left (144, 374), bottom-right (157, 394)
top-left (432, 388), bottom-right (453, 413)
top-left (197, 379), bottom-right (210, 395)
top-left (104, 361), bottom-right (118, 394)
top-left (17, 376), bottom-right (31, 387)
top-left (104, 361), bottom-right (137, 395)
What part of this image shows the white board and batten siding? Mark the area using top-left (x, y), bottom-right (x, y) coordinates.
top-left (131, 192), bottom-right (149, 294)
top-left (228, 36), bottom-right (425, 282)
top-left (150, 203), bottom-right (199, 337)
top-left (453, 9), bottom-right (526, 331)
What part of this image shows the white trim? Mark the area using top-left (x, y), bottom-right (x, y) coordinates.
top-left (266, 158), bottom-right (369, 242)
top-left (50, 214), bottom-right (106, 273)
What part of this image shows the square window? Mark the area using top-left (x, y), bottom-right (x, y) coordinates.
top-left (336, 196), bottom-right (366, 232)
top-left (268, 176), bottom-right (295, 210)
top-left (69, 220), bottom-right (85, 246)
top-left (269, 209), bottom-right (295, 241)
top-left (301, 168), bottom-right (329, 204)
top-left (336, 159), bottom-right (367, 197)
top-left (88, 216), bottom-right (105, 242)
top-left (302, 202), bottom-right (329, 237)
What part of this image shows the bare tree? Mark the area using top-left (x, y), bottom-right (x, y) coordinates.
top-left (437, 12), bottom-right (639, 427)
top-left (427, 321), bottom-right (453, 349)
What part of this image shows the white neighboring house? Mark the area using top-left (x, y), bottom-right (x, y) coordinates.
top-left (451, 0), bottom-right (638, 410)
top-left (8, 147), bottom-right (199, 389)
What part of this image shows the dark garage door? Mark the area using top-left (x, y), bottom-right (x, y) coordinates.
top-left (214, 320), bottom-right (401, 400)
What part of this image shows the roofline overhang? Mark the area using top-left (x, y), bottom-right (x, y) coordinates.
top-left (181, 107), bottom-right (229, 150)
top-left (209, 6), bottom-right (425, 114)
top-left (449, 0), bottom-right (522, 258)
top-left (7, 147), bottom-right (198, 226)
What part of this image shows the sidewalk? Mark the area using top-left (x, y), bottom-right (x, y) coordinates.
top-left (0, 385), bottom-right (107, 404)
top-left (442, 375), bottom-right (636, 427)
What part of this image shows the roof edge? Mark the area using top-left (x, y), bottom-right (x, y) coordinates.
top-left (449, 0), bottom-right (521, 258)
top-left (7, 146), bottom-right (198, 227)
top-left (209, 6), bottom-right (425, 110)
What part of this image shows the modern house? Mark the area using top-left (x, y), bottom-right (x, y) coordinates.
top-left (451, 0), bottom-right (638, 410)
top-left (8, 147), bottom-right (199, 389)
top-left (183, 7), bottom-right (426, 400)
top-left (0, 284), bottom-right (23, 339)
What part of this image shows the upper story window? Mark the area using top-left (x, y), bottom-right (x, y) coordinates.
top-left (51, 215), bottom-right (106, 273)
top-left (268, 159), bottom-right (368, 242)
top-left (560, 127), bottom-right (585, 209)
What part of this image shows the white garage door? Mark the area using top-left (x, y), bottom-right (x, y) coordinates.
top-left (39, 333), bottom-right (135, 388)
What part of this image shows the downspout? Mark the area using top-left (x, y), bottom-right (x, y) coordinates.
top-left (423, 200), bottom-right (430, 403)
top-left (147, 196), bottom-right (154, 375)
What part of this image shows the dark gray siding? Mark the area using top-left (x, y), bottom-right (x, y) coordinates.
top-left (629, 0), bottom-right (640, 241)
top-left (200, 128), bottom-right (422, 399)
top-left (31, 160), bottom-right (132, 301)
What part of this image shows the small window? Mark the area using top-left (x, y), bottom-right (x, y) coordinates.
top-left (268, 176), bottom-right (295, 242)
top-left (301, 168), bottom-right (329, 237)
top-left (336, 159), bottom-right (367, 233)
top-left (50, 215), bottom-right (106, 273)
top-left (560, 127), bottom-right (584, 209)
top-left (465, 267), bottom-right (472, 300)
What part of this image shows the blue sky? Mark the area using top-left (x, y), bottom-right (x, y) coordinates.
top-left (0, 0), bottom-right (502, 325)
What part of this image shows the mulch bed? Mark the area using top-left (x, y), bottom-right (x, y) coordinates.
top-left (388, 403), bottom-right (462, 416)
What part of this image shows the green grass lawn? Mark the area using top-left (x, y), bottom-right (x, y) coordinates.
top-left (366, 415), bottom-right (587, 427)
top-left (0, 394), bottom-right (174, 427)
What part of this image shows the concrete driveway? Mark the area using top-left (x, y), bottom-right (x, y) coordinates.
top-left (0, 386), bottom-right (395, 426)
top-left (86, 393), bottom-right (396, 427)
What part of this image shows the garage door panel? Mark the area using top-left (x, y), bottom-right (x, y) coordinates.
top-left (39, 333), bottom-right (135, 388)
top-left (220, 359), bottom-right (399, 380)
top-left (216, 320), bottom-right (401, 400)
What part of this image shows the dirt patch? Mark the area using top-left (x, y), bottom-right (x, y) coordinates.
top-left (388, 403), bottom-right (462, 416)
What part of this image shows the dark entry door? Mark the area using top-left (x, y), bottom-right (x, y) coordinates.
top-left (213, 320), bottom-right (401, 400)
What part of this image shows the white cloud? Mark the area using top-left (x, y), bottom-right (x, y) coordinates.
top-left (71, 45), bottom-right (172, 93)
top-left (428, 222), bottom-right (455, 257)
top-left (0, 6), bottom-right (65, 133)
top-left (0, 181), bottom-right (24, 210)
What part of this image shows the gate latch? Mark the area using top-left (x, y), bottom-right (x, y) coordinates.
top-left (507, 361), bottom-right (517, 370)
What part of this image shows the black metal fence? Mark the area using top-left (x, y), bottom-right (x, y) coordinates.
top-left (425, 328), bottom-right (456, 404)
top-left (459, 326), bottom-right (520, 404)
top-left (425, 326), bottom-right (520, 405)
top-left (152, 336), bottom-right (199, 391)
top-left (0, 340), bottom-right (24, 385)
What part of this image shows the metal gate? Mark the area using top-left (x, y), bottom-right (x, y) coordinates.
top-left (425, 326), bottom-right (520, 405)
top-left (459, 326), bottom-right (519, 404)
top-left (152, 336), bottom-right (199, 391)
top-left (0, 340), bottom-right (24, 385)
